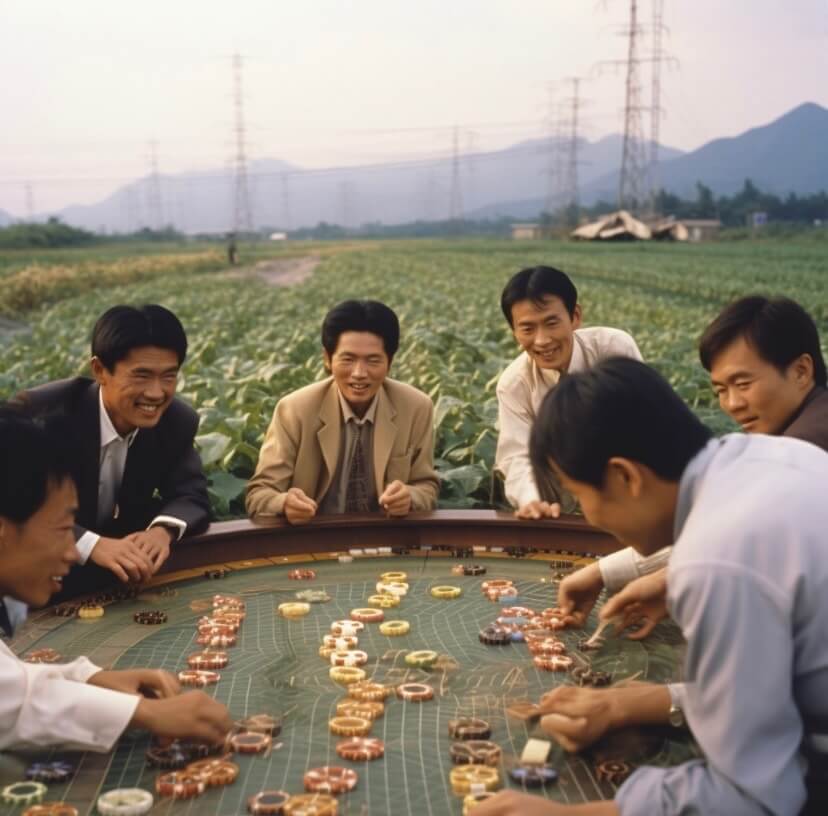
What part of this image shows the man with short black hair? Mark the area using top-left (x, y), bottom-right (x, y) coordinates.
top-left (13, 304), bottom-right (210, 599)
top-left (561, 295), bottom-right (828, 628)
top-left (246, 300), bottom-right (439, 524)
top-left (475, 358), bottom-right (828, 816)
top-left (0, 409), bottom-right (231, 751)
top-left (495, 266), bottom-right (642, 519)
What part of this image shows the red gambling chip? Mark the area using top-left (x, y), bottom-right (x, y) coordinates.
top-left (155, 772), bottom-right (206, 799)
top-left (288, 569), bottom-right (316, 580)
top-left (186, 651), bottom-right (229, 670)
top-left (303, 766), bottom-right (358, 794)
top-left (177, 669), bottom-right (221, 687)
top-left (335, 737), bottom-right (385, 761)
top-left (230, 732), bottom-right (272, 754)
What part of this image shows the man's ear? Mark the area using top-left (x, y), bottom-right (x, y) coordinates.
top-left (789, 353), bottom-right (814, 390)
top-left (90, 357), bottom-right (107, 384)
top-left (322, 350), bottom-right (332, 373)
top-left (571, 303), bottom-right (582, 331)
top-left (606, 457), bottom-right (644, 498)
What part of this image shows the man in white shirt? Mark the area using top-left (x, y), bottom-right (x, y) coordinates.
top-left (14, 305), bottom-right (211, 599)
top-left (476, 358), bottom-right (828, 816)
top-left (495, 266), bottom-right (642, 519)
top-left (0, 409), bottom-right (231, 752)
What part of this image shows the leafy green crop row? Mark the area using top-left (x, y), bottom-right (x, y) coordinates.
top-left (1, 238), bottom-right (825, 516)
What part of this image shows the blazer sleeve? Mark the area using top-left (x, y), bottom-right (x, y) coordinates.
top-left (405, 398), bottom-right (440, 511)
top-left (245, 399), bottom-right (302, 518)
top-left (157, 408), bottom-right (211, 535)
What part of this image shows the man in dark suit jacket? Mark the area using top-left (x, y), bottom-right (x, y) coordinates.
top-left (14, 304), bottom-right (210, 599)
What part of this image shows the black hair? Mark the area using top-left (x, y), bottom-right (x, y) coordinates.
top-left (0, 406), bottom-right (76, 524)
top-left (699, 296), bottom-right (827, 388)
top-left (321, 300), bottom-right (400, 360)
top-left (500, 266), bottom-right (578, 327)
top-left (91, 305), bottom-right (188, 372)
top-left (530, 357), bottom-right (712, 489)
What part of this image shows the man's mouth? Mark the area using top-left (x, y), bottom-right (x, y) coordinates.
top-left (348, 384), bottom-right (370, 394)
top-left (136, 402), bottom-right (163, 416)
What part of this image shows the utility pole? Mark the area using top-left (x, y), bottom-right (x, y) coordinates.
top-left (448, 126), bottom-right (464, 225)
top-left (465, 130), bottom-right (477, 215)
top-left (618, 0), bottom-right (648, 212)
top-left (280, 171), bottom-right (292, 232)
top-left (147, 140), bottom-right (164, 230)
top-left (232, 52), bottom-right (253, 233)
top-left (543, 84), bottom-right (559, 218)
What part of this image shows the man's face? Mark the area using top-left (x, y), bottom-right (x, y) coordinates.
top-left (0, 479), bottom-right (79, 608)
top-left (93, 346), bottom-right (180, 436)
top-left (710, 336), bottom-right (812, 435)
top-left (324, 331), bottom-right (390, 415)
top-left (511, 296), bottom-right (582, 372)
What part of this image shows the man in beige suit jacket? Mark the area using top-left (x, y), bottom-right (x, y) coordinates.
top-left (246, 300), bottom-right (439, 524)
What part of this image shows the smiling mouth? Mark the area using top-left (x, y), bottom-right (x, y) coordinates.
top-left (136, 403), bottom-right (163, 416)
top-left (348, 384), bottom-right (370, 393)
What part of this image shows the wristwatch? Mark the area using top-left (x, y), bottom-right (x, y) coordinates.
top-left (668, 702), bottom-right (685, 728)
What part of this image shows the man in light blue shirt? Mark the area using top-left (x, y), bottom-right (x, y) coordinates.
top-left (476, 357), bottom-right (828, 816)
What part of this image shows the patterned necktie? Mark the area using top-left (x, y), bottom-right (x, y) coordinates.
top-left (345, 422), bottom-right (371, 513)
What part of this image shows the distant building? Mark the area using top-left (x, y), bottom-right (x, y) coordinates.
top-left (571, 210), bottom-right (651, 241)
top-left (269, 232), bottom-right (288, 241)
top-left (511, 223), bottom-right (543, 240)
top-left (682, 219), bottom-right (722, 242)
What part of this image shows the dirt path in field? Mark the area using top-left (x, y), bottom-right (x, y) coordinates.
top-left (228, 255), bottom-right (321, 287)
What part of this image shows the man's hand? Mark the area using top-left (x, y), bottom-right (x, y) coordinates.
top-left (90, 536), bottom-right (155, 583)
top-left (600, 567), bottom-right (669, 640)
top-left (515, 500), bottom-right (561, 520)
top-left (131, 526), bottom-right (174, 572)
top-left (131, 690), bottom-right (233, 745)
top-left (557, 562), bottom-right (604, 628)
top-left (538, 686), bottom-right (620, 752)
top-left (87, 668), bottom-right (180, 699)
top-left (379, 480), bottom-right (412, 517)
top-left (284, 487), bottom-right (318, 525)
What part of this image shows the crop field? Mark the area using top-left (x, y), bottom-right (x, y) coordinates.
top-left (0, 238), bottom-right (826, 516)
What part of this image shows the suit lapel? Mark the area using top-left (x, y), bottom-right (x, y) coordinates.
top-left (316, 381), bottom-right (341, 496)
top-left (373, 385), bottom-right (397, 496)
top-left (77, 384), bottom-right (102, 527)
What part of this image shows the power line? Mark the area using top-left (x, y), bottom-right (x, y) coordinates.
top-left (231, 52), bottom-right (253, 233)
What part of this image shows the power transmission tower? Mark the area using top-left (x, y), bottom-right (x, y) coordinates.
top-left (232, 52), bottom-right (253, 233)
top-left (649, 0), bottom-right (667, 214)
top-left (147, 140), bottom-right (164, 230)
top-left (280, 171), bottom-right (291, 231)
top-left (543, 84), bottom-right (560, 217)
top-left (561, 77), bottom-right (583, 219)
top-left (448, 126), bottom-right (464, 224)
top-left (465, 130), bottom-right (477, 213)
top-left (618, 0), bottom-right (648, 212)
top-left (24, 183), bottom-right (34, 221)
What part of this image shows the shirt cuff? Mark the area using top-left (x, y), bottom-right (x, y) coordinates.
top-left (598, 546), bottom-right (672, 594)
top-left (667, 682), bottom-right (687, 709)
top-left (148, 516), bottom-right (187, 541)
top-left (75, 531), bottom-right (100, 565)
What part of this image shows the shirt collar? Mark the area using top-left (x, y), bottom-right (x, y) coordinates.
top-left (99, 389), bottom-right (139, 448)
top-left (337, 388), bottom-right (378, 426)
top-left (779, 385), bottom-right (826, 436)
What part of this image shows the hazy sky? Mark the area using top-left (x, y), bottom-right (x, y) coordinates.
top-left (1, 0), bottom-right (826, 214)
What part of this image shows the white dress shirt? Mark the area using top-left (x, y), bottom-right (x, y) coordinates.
top-left (75, 392), bottom-right (187, 563)
top-left (616, 435), bottom-right (828, 815)
top-left (0, 639), bottom-right (138, 752)
top-left (495, 326), bottom-right (642, 508)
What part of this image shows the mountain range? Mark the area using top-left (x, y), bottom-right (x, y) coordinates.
top-left (7, 102), bottom-right (828, 232)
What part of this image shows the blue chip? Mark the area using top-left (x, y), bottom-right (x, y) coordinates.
top-left (510, 765), bottom-right (559, 787)
top-left (26, 760), bottom-right (74, 783)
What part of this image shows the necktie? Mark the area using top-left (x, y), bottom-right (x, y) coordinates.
top-left (97, 440), bottom-right (123, 527)
top-left (345, 423), bottom-right (371, 513)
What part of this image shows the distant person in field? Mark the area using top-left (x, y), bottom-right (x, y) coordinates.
top-left (246, 300), bottom-right (439, 524)
top-left (11, 305), bottom-right (211, 600)
top-left (495, 265), bottom-right (642, 520)
top-left (556, 295), bottom-right (828, 635)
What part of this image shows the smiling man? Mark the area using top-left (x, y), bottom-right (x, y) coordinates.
top-left (12, 305), bottom-right (210, 599)
top-left (246, 300), bottom-right (439, 524)
top-left (495, 266), bottom-right (642, 519)
top-left (0, 409), bottom-right (231, 752)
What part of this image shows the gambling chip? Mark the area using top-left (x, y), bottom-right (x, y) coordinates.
top-left (336, 737), bottom-right (385, 761)
top-left (449, 765), bottom-right (500, 795)
top-left (145, 745), bottom-right (190, 770)
top-left (247, 790), bottom-right (291, 815)
top-left (77, 604), bottom-right (104, 619)
top-left (479, 625), bottom-right (511, 645)
top-left (378, 620), bottom-right (410, 636)
top-left (22, 804), bottom-right (79, 816)
top-left (329, 666), bottom-right (366, 686)
top-left (96, 788), bottom-right (154, 815)
top-left (448, 718), bottom-right (491, 740)
top-left (463, 564), bottom-right (486, 576)
top-left (185, 759), bottom-right (239, 787)
top-left (295, 589), bottom-right (331, 603)
top-left (237, 714), bottom-right (282, 736)
top-left (323, 634), bottom-right (359, 649)
top-left (186, 650), bottom-right (229, 670)
top-left (329, 715), bottom-right (372, 737)
top-left (2, 782), bottom-right (47, 805)
top-left (330, 649), bottom-right (368, 667)
top-left (449, 740), bottom-right (502, 766)
top-left (283, 793), bottom-right (338, 815)
top-left (430, 585), bottom-right (462, 599)
top-left (533, 654), bottom-right (574, 672)
top-left (509, 765), bottom-right (559, 787)
top-left (303, 766), bottom-right (358, 794)
top-left (155, 772), bottom-right (206, 799)
top-left (335, 700), bottom-right (384, 720)
top-left (133, 610), bottom-right (167, 625)
top-left (288, 569), bottom-right (316, 580)
top-left (25, 761), bottom-right (74, 783)
top-left (596, 759), bottom-right (632, 785)
top-left (404, 649), bottom-right (439, 667)
top-left (379, 571), bottom-right (407, 582)
top-left (347, 681), bottom-right (394, 701)
top-left (396, 682), bottom-right (434, 702)
top-left (367, 593), bottom-right (399, 608)
top-left (53, 603), bottom-right (80, 618)
top-left (331, 619), bottom-right (364, 636)
top-left (230, 732), bottom-right (272, 754)
top-left (23, 649), bottom-right (62, 664)
top-left (278, 602), bottom-right (311, 619)
top-left (350, 607), bottom-right (384, 623)
top-left (178, 669), bottom-right (221, 687)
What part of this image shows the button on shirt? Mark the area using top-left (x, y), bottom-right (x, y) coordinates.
top-left (616, 434), bottom-right (828, 816)
top-left (75, 392), bottom-right (187, 563)
top-left (495, 327), bottom-right (642, 508)
top-left (318, 391), bottom-right (379, 515)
